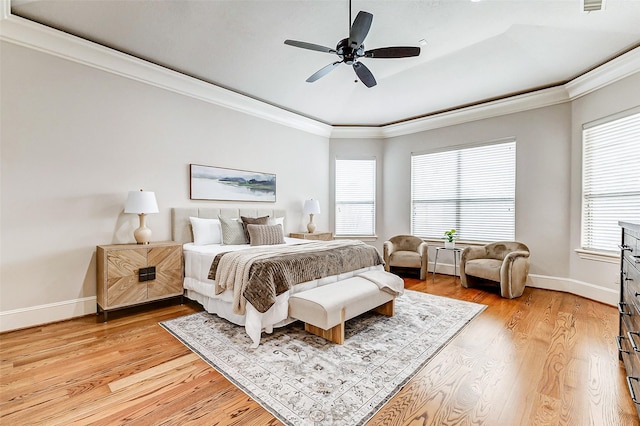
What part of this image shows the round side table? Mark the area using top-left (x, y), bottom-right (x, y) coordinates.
top-left (432, 246), bottom-right (463, 283)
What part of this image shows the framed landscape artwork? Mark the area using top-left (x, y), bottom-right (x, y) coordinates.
top-left (190, 164), bottom-right (276, 202)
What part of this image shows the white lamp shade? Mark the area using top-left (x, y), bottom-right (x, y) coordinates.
top-left (303, 199), bottom-right (321, 215)
top-left (124, 190), bottom-right (159, 214)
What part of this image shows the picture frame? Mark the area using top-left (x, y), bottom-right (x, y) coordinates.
top-left (190, 164), bottom-right (276, 202)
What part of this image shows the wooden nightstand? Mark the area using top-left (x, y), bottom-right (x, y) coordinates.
top-left (289, 232), bottom-right (334, 241)
top-left (96, 241), bottom-right (183, 320)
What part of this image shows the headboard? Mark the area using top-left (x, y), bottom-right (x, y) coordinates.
top-left (171, 207), bottom-right (287, 244)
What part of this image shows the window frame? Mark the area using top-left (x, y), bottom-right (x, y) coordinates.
top-left (410, 138), bottom-right (517, 243)
top-left (580, 106), bottom-right (640, 254)
top-left (334, 157), bottom-right (377, 238)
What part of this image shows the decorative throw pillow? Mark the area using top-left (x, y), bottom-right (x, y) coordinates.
top-left (240, 215), bottom-right (269, 241)
top-left (267, 216), bottom-right (285, 237)
top-left (247, 224), bottom-right (285, 246)
top-left (189, 217), bottom-right (222, 245)
top-left (219, 216), bottom-right (247, 245)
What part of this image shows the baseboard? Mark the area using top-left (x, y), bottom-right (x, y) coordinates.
top-left (431, 262), bottom-right (618, 306)
top-left (527, 274), bottom-right (618, 306)
top-left (431, 261), bottom-right (460, 278)
top-left (0, 297), bottom-right (96, 333)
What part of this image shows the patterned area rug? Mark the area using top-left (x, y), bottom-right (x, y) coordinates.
top-left (160, 290), bottom-right (486, 426)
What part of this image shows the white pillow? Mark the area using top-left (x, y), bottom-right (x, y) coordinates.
top-left (268, 216), bottom-right (285, 236)
top-left (189, 217), bottom-right (222, 245)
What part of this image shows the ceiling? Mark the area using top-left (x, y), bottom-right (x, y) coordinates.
top-left (10, 0), bottom-right (640, 127)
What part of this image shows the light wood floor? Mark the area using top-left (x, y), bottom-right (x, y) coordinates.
top-left (1, 275), bottom-right (638, 425)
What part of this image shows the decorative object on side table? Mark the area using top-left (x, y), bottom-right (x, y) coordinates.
top-left (443, 228), bottom-right (457, 249)
top-left (124, 189), bottom-right (159, 244)
top-left (303, 198), bottom-right (321, 233)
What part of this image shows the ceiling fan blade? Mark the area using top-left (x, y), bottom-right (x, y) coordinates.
top-left (284, 39), bottom-right (336, 54)
top-left (364, 46), bottom-right (421, 58)
top-left (348, 11), bottom-right (373, 48)
top-left (306, 61), bottom-right (342, 82)
top-left (353, 62), bottom-right (377, 88)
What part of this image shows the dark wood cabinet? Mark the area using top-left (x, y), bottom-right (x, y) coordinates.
top-left (619, 221), bottom-right (640, 419)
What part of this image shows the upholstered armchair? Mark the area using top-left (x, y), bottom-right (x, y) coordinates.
top-left (460, 241), bottom-right (530, 299)
top-left (383, 235), bottom-right (429, 280)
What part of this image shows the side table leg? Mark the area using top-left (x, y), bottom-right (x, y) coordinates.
top-left (454, 251), bottom-right (458, 282)
top-left (432, 249), bottom-right (439, 284)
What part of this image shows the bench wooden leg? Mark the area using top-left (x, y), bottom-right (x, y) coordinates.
top-left (373, 299), bottom-right (394, 317)
top-left (303, 301), bottom-right (394, 345)
top-left (305, 322), bottom-right (344, 344)
top-left (304, 308), bottom-right (345, 344)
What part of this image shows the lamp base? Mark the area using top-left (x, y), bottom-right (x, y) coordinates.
top-left (306, 214), bottom-right (316, 234)
top-left (134, 213), bottom-right (152, 244)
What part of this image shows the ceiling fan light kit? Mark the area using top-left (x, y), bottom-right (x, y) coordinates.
top-left (285, 8), bottom-right (420, 88)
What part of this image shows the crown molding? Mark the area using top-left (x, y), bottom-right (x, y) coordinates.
top-left (0, 13), bottom-right (333, 138)
top-left (565, 45), bottom-right (640, 100)
top-left (328, 126), bottom-right (387, 139)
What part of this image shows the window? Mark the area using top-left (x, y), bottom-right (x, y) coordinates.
top-left (411, 139), bottom-right (516, 242)
top-left (582, 108), bottom-right (640, 252)
top-left (335, 158), bottom-right (376, 236)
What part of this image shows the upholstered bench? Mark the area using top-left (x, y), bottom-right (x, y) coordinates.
top-left (288, 275), bottom-right (398, 344)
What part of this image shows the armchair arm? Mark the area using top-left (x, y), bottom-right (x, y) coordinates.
top-left (503, 250), bottom-right (530, 263)
top-left (416, 241), bottom-right (428, 257)
top-left (500, 250), bottom-right (531, 298)
top-left (383, 241), bottom-right (394, 271)
top-left (417, 241), bottom-right (429, 281)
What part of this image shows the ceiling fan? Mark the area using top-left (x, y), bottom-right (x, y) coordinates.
top-left (284, 4), bottom-right (420, 88)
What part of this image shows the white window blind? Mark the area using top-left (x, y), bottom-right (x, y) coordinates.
top-left (411, 140), bottom-right (516, 242)
top-left (582, 109), bottom-right (640, 252)
top-left (335, 158), bottom-right (376, 236)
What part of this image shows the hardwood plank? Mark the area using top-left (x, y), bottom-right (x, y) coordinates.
top-left (1, 277), bottom-right (638, 425)
top-left (108, 353), bottom-right (200, 392)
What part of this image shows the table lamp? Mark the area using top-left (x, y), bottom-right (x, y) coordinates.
top-left (303, 199), bottom-right (321, 234)
top-left (124, 189), bottom-right (159, 244)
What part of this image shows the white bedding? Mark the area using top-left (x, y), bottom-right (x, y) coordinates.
top-left (183, 237), bottom-right (383, 347)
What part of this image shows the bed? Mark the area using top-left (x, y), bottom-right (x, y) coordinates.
top-left (171, 207), bottom-right (384, 347)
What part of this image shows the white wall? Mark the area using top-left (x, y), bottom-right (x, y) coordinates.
top-left (0, 42), bottom-right (330, 329)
